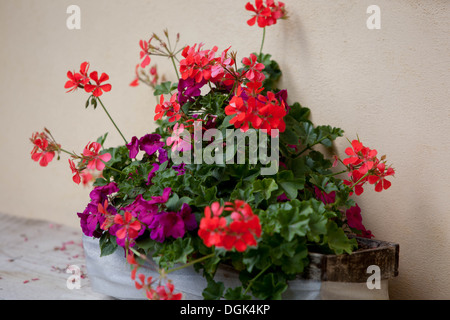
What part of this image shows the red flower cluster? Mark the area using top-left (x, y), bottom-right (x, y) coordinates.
top-left (246, 0), bottom-right (287, 28)
top-left (180, 43), bottom-right (220, 83)
top-left (65, 62), bottom-right (111, 97)
top-left (30, 130), bottom-right (60, 167)
top-left (68, 141), bottom-right (111, 185)
top-left (114, 211), bottom-right (142, 242)
top-left (199, 200), bottom-right (261, 252)
top-left (135, 274), bottom-right (182, 300)
top-left (154, 93), bottom-right (182, 122)
top-left (342, 140), bottom-right (395, 195)
top-left (225, 81), bottom-right (287, 136)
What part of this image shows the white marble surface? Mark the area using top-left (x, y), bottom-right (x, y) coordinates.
top-left (0, 212), bottom-right (113, 300)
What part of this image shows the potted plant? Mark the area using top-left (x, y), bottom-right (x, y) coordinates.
top-left (30, 0), bottom-right (398, 300)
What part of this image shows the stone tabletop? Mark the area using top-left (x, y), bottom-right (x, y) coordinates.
top-left (0, 212), bottom-right (113, 300)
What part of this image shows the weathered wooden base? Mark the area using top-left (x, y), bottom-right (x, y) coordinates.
top-left (303, 237), bottom-right (399, 283)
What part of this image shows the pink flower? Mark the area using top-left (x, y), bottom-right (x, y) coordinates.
top-left (82, 141), bottom-right (111, 171)
top-left (166, 123), bottom-right (192, 152)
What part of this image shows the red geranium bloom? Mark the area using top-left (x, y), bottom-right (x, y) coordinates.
top-left (368, 162), bottom-right (395, 192)
top-left (199, 200), bottom-right (261, 252)
top-left (253, 91), bottom-right (287, 136)
top-left (242, 53), bottom-right (265, 82)
top-left (30, 132), bottom-right (58, 167)
top-left (64, 62), bottom-right (90, 92)
top-left (343, 140), bottom-right (378, 174)
top-left (154, 93), bottom-right (181, 122)
top-left (198, 202), bottom-right (227, 248)
top-left (139, 38), bottom-right (152, 69)
top-left (344, 169), bottom-right (367, 196)
top-left (180, 43), bottom-right (218, 83)
top-left (82, 141), bottom-right (112, 171)
top-left (84, 71), bottom-right (112, 97)
top-left (68, 159), bottom-right (81, 184)
top-left (153, 282), bottom-right (183, 300)
top-left (245, 0), bottom-right (272, 27)
top-left (114, 211), bottom-right (142, 240)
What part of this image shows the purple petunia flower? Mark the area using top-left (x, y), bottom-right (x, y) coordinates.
top-left (158, 148), bottom-right (168, 163)
top-left (172, 163), bottom-right (186, 176)
top-left (126, 136), bottom-right (140, 159)
top-left (314, 186), bottom-right (336, 205)
top-left (148, 211), bottom-right (186, 243)
top-left (89, 182), bottom-right (119, 204)
top-left (147, 163), bottom-right (160, 186)
top-left (139, 134), bottom-right (164, 156)
top-left (177, 78), bottom-right (206, 104)
top-left (148, 203), bottom-right (197, 243)
top-left (149, 187), bottom-right (172, 205)
top-left (123, 194), bottom-right (159, 226)
top-left (178, 203), bottom-right (197, 231)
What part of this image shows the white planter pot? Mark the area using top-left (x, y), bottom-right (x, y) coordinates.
top-left (82, 235), bottom-right (398, 300)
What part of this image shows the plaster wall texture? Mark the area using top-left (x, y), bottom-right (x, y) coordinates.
top-left (0, 0), bottom-right (449, 299)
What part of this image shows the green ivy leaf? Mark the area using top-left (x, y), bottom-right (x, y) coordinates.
top-left (224, 287), bottom-right (252, 300)
top-left (202, 277), bottom-right (225, 300)
top-left (99, 232), bottom-right (118, 257)
top-left (252, 178), bottom-right (278, 200)
top-left (153, 81), bottom-right (177, 96)
top-left (326, 221), bottom-right (358, 254)
top-left (276, 170), bottom-right (305, 200)
top-left (251, 273), bottom-right (288, 300)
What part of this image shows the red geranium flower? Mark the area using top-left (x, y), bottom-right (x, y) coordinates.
top-left (30, 131), bottom-right (59, 167)
top-left (68, 159), bottom-right (81, 184)
top-left (64, 62), bottom-right (90, 92)
top-left (368, 162), bottom-right (395, 192)
top-left (82, 141), bottom-right (112, 171)
top-left (114, 211), bottom-right (142, 241)
top-left (242, 53), bottom-right (265, 82)
top-left (154, 93), bottom-right (181, 122)
top-left (246, 0), bottom-right (286, 28)
top-left (199, 200), bottom-right (261, 252)
top-left (84, 71), bottom-right (112, 97)
top-left (139, 38), bottom-right (152, 69)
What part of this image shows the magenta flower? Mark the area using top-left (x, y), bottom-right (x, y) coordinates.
top-left (345, 204), bottom-right (373, 239)
top-left (139, 134), bottom-right (165, 156)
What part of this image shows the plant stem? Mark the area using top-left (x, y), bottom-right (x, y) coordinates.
top-left (351, 172), bottom-right (370, 189)
top-left (170, 55), bottom-right (180, 79)
top-left (97, 97), bottom-right (128, 145)
top-left (259, 27), bottom-right (266, 56)
top-left (324, 169), bottom-right (348, 177)
top-left (297, 136), bottom-right (331, 156)
top-left (165, 253), bottom-right (215, 275)
top-left (243, 264), bottom-right (271, 296)
top-left (59, 148), bottom-right (75, 157)
top-left (103, 163), bottom-right (125, 175)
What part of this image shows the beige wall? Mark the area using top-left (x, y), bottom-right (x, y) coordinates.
top-left (0, 0), bottom-right (449, 299)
